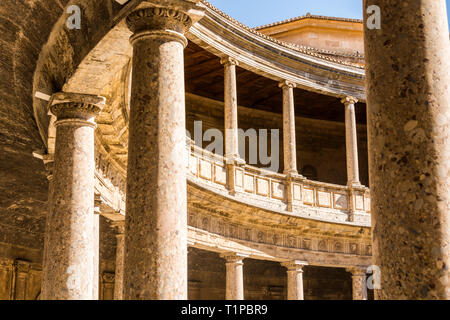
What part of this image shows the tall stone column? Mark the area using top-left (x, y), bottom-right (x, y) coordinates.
top-left (221, 253), bottom-right (247, 300)
top-left (123, 1), bottom-right (204, 300)
top-left (347, 267), bottom-right (368, 300)
top-left (221, 57), bottom-right (243, 193)
top-left (279, 81), bottom-right (298, 175)
top-left (364, 0), bottom-right (450, 299)
top-left (282, 261), bottom-right (307, 300)
top-left (221, 57), bottom-right (241, 163)
top-left (112, 221), bottom-right (125, 300)
top-left (41, 92), bottom-right (105, 300)
top-left (342, 97), bottom-right (360, 186)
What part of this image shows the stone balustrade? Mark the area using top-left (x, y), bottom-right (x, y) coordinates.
top-left (187, 139), bottom-right (371, 226)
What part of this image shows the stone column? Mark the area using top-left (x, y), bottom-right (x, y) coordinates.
top-left (221, 57), bottom-right (243, 194)
top-left (342, 97), bottom-right (360, 186)
top-left (282, 261), bottom-right (307, 300)
top-left (41, 92), bottom-right (105, 300)
top-left (363, 0), bottom-right (450, 299)
top-left (112, 221), bottom-right (125, 300)
top-left (123, 1), bottom-right (204, 300)
top-left (221, 253), bottom-right (247, 300)
top-left (279, 81), bottom-right (298, 175)
top-left (221, 57), bottom-right (241, 163)
top-left (347, 267), bottom-right (368, 300)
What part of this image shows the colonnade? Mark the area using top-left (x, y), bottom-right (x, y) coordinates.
top-left (38, 0), bottom-right (449, 300)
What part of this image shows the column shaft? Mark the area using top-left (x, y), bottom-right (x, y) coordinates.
top-left (347, 268), bottom-right (368, 300)
top-left (222, 254), bottom-right (246, 300)
top-left (282, 261), bottom-right (307, 300)
top-left (221, 57), bottom-right (240, 163)
top-left (342, 97), bottom-right (360, 186)
top-left (364, 0), bottom-right (450, 299)
top-left (41, 93), bottom-right (104, 300)
top-left (280, 81), bottom-right (298, 175)
top-left (113, 222), bottom-right (125, 300)
top-left (124, 3), bottom-right (204, 300)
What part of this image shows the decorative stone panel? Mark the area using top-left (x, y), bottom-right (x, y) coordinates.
top-left (317, 191), bottom-right (332, 208)
top-left (256, 178), bottom-right (270, 197)
top-left (271, 181), bottom-right (285, 200)
top-left (303, 188), bottom-right (315, 206)
top-left (334, 193), bottom-right (348, 210)
top-left (214, 165), bottom-right (227, 185)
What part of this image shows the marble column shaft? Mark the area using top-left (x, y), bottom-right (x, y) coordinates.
top-left (221, 57), bottom-right (240, 163)
top-left (113, 222), bottom-right (125, 300)
top-left (280, 81), bottom-right (298, 175)
top-left (347, 267), bottom-right (368, 300)
top-left (342, 97), bottom-right (360, 186)
top-left (41, 92), bottom-right (104, 300)
top-left (282, 261), bottom-right (307, 300)
top-left (364, 0), bottom-right (450, 299)
top-left (124, 2), bottom-right (204, 300)
top-left (221, 253), bottom-right (247, 300)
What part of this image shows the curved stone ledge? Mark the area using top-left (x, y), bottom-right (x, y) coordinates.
top-left (187, 141), bottom-right (371, 227)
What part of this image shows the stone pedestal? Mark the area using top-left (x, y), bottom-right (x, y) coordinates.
top-left (347, 267), bottom-right (367, 300)
top-left (282, 261), bottom-right (307, 300)
top-left (279, 81), bottom-right (298, 175)
top-left (342, 97), bottom-right (360, 186)
top-left (41, 92), bottom-right (105, 300)
top-left (364, 0), bottom-right (450, 299)
top-left (123, 1), bottom-right (204, 300)
top-left (112, 222), bottom-right (125, 300)
top-left (221, 253), bottom-right (247, 300)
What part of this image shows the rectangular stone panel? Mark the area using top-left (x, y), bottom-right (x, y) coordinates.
top-left (214, 165), bottom-right (227, 185)
top-left (189, 155), bottom-right (198, 176)
top-left (256, 178), bottom-right (269, 197)
top-left (365, 195), bottom-right (371, 212)
top-left (317, 191), bottom-right (332, 208)
top-left (293, 183), bottom-right (301, 201)
top-left (355, 194), bottom-right (364, 211)
top-left (199, 160), bottom-right (212, 181)
top-left (235, 168), bottom-right (244, 188)
top-left (334, 193), bottom-right (348, 210)
top-left (271, 181), bottom-right (285, 200)
top-left (244, 174), bottom-right (255, 193)
top-left (303, 187), bottom-right (315, 206)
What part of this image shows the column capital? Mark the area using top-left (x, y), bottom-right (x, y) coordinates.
top-left (346, 266), bottom-right (367, 276)
top-left (341, 96), bottom-right (358, 106)
top-left (220, 56), bottom-right (239, 67)
top-left (281, 260), bottom-right (308, 271)
top-left (279, 80), bottom-right (296, 89)
top-left (50, 92), bottom-right (105, 124)
top-left (111, 221), bottom-right (125, 235)
top-left (126, 1), bottom-right (205, 46)
top-left (220, 253), bottom-right (248, 264)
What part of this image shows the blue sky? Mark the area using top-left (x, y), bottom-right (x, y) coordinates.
top-left (209, 0), bottom-right (450, 29)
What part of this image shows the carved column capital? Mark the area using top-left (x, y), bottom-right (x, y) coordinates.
top-left (346, 266), bottom-right (367, 277)
top-left (279, 80), bottom-right (297, 89)
top-left (126, 1), bottom-right (205, 47)
top-left (220, 253), bottom-right (248, 265)
top-left (281, 260), bottom-right (308, 272)
top-left (50, 92), bottom-right (105, 127)
top-left (111, 221), bottom-right (125, 235)
top-left (341, 96), bottom-right (358, 106)
top-left (220, 56), bottom-right (239, 67)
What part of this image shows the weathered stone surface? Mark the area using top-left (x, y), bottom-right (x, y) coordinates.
top-left (41, 93), bottom-right (104, 300)
top-left (364, 0), bottom-right (450, 299)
